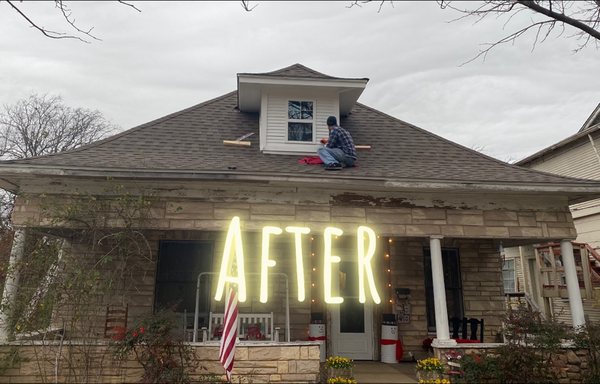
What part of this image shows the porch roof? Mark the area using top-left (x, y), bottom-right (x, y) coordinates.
top-left (1, 80), bottom-right (600, 199)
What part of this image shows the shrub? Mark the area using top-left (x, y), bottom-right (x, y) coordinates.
top-left (573, 322), bottom-right (600, 384)
top-left (112, 311), bottom-right (197, 384)
top-left (456, 304), bottom-right (571, 384)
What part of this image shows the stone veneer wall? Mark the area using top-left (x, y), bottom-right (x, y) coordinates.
top-left (0, 342), bottom-right (320, 384)
top-left (8, 183), bottom-right (578, 363)
top-left (434, 345), bottom-right (592, 384)
top-left (12, 183), bottom-right (577, 240)
top-left (392, 238), bottom-right (505, 359)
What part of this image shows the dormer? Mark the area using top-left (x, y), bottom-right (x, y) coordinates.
top-left (237, 64), bottom-right (368, 155)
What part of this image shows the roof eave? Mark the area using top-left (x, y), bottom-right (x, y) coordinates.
top-left (516, 124), bottom-right (600, 166)
top-left (237, 75), bottom-right (368, 113)
top-left (2, 164), bottom-right (600, 198)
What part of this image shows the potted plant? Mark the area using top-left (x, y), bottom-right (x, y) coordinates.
top-left (326, 356), bottom-right (354, 379)
top-left (415, 357), bottom-right (445, 382)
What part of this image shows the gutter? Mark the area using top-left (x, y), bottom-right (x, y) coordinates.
top-left (2, 163), bottom-right (600, 196)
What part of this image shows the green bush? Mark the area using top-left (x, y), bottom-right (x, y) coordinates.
top-left (456, 304), bottom-right (571, 384)
top-left (112, 311), bottom-right (198, 384)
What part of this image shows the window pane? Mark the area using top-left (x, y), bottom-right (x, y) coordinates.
top-left (155, 241), bottom-right (213, 327)
top-left (502, 259), bottom-right (515, 293)
top-left (301, 101), bottom-right (313, 119)
top-left (288, 101), bottom-right (301, 119)
top-left (340, 298), bottom-right (365, 333)
top-left (288, 123), bottom-right (313, 141)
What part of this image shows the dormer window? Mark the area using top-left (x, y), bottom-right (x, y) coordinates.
top-left (237, 64), bottom-right (368, 154)
top-left (287, 100), bottom-right (314, 142)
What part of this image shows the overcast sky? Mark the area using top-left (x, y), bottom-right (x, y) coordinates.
top-left (1, 1), bottom-right (598, 162)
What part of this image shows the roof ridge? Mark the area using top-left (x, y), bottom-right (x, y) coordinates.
top-left (260, 63), bottom-right (332, 77)
top-left (579, 102), bottom-right (600, 133)
top-left (4, 90), bottom-right (238, 163)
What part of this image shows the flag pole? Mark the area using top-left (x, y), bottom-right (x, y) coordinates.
top-left (219, 283), bottom-right (239, 383)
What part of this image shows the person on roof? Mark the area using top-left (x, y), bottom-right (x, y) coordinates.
top-left (317, 116), bottom-right (357, 171)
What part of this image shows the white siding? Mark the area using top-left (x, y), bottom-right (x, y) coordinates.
top-left (574, 213), bottom-right (600, 248)
top-left (259, 89), bottom-right (339, 154)
top-left (528, 136), bottom-right (600, 180)
top-left (553, 298), bottom-right (600, 325)
top-left (526, 135), bottom-right (600, 247)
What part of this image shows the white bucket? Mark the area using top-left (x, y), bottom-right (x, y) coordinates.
top-left (308, 323), bottom-right (326, 362)
top-left (381, 324), bottom-right (398, 364)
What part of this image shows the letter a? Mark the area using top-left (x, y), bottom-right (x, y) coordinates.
top-left (214, 216), bottom-right (247, 302)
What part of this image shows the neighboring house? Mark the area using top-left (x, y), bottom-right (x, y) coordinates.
top-left (518, 103), bottom-right (600, 248)
top-left (1, 64), bottom-right (599, 383)
top-left (504, 103), bottom-right (600, 325)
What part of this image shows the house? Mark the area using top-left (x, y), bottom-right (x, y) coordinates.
top-left (1, 64), bottom-right (599, 383)
top-left (503, 103), bottom-right (600, 325)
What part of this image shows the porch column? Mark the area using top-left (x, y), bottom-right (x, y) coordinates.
top-left (0, 229), bottom-right (26, 342)
top-left (560, 240), bottom-right (586, 329)
top-left (429, 236), bottom-right (455, 346)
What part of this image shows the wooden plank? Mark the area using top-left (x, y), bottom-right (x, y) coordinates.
top-left (223, 140), bottom-right (251, 147)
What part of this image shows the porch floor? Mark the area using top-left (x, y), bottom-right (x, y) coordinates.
top-left (353, 361), bottom-right (417, 383)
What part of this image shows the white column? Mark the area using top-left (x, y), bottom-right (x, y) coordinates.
top-left (429, 236), bottom-right (455, 347)
top-left (561, 240), bottom-right (586, 329)
top-left (0, 229), bottom-right (26, 342)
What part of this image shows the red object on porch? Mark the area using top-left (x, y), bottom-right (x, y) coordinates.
top-left (308, 335), bottom-right (326, 341)
top-left (297, 156), bottom-right (324, 165)
top-left (454, 338), bottom-right (481, 344)
top-left (396, 339), bottom-right (403, 361)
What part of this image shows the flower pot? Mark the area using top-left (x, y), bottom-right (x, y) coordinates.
top-left (328, 367), bottom-right (353, 378)
top-left (416, 370), bottom-right (443, 381)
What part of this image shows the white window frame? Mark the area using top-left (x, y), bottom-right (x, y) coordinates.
top-left (502, 259), bottom-right (516, 293)
top-left (286, 99), bottom-right (315, 143)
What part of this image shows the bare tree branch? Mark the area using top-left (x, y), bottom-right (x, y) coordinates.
top-left (347, 1), bottom-right (393, 12)
top-left (117, 0), bottom-right (142, 13)
top-left (4, 0), bottom-right (88, 42)
top-left (440, 1), bottom-right (600, 62)
top-left (3, 0), bottom-right (142, 42)
top-left (0, 94), bottom-right (116, 159)
top-left (241, 1), bottom-right (258, 12)
top-left (55, 0), bottom-right (100, 41)
top-left (518, 0), bottom-right (600, 40)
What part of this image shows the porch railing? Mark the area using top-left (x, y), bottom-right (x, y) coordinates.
top-left (192, 272), bottom-right (290, 343)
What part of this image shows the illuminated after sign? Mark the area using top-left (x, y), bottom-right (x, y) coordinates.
top-left (214, 216), bottom-right (381, 305)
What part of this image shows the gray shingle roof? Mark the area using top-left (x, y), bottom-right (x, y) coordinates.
top-left (3, 90), bottom-right (595, 186)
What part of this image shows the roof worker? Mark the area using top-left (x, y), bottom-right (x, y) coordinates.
top-left (317, 116), bottom-right (357, 171)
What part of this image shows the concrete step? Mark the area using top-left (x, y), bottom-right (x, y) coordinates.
top-left (352, 361), bottom-right (417, 384)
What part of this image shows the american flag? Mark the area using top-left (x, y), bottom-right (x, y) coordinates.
top-left (219, 287), bottom-right (239, 383)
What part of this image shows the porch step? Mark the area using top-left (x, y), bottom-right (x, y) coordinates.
top-left (352, 361), bottom-right (417, 384)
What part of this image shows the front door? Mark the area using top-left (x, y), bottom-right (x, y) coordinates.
top-left (331, 261), bottom-right (374, 360)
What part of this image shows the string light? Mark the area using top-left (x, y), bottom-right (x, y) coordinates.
top-left (386, 236), bottom-right (394, 313)
top-left (311, 234), bottom-right (318, 311)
